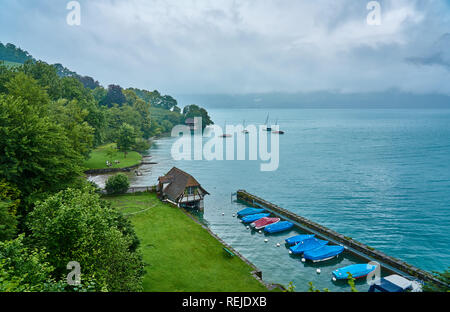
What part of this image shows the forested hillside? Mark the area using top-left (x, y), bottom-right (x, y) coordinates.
top-left (0, 43), bottom-right (213, 292)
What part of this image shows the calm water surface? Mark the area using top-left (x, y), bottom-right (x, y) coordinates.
top-left (91, 109), bottom-right (450, 291)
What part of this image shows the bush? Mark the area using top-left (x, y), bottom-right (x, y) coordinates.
top-left (27, 186), bottom-right (144, 291)
top-left (105, 173), bottom-right (130, 195)
top-left (132, 138), bottom-right (151, 153)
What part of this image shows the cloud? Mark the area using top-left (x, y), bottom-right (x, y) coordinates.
top-left (405, 33), bottom-right (450, 70)
top-left (1, 0), bottom-right (449, 95)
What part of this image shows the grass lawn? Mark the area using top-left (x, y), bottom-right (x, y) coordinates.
top-left (84, 143), bottom-right (142, 170)
top-left (104, 193), bottom-right (269, 292)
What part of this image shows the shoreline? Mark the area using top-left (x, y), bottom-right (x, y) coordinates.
top-left (103, 192), bottom-right (274, 292)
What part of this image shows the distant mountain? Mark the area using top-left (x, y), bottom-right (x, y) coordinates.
top-left (175, 91), bottom-right (450, 109)
top-left (0, 42), bottom-right (101, 90)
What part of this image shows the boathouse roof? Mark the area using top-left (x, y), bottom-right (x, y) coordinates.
top-left (158, 167), bottom-right (209, 201)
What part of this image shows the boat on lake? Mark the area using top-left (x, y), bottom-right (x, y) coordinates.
top-left (272, 119), bottom-right (285, 134)
top-left (289, 238), bottom-right (328, 255)
top-left (303, 245), bottom-right (345, 262)
top-left (285, 234), bottom-right (316, 246)
top-left (242, 120), bottom-right (249, 134)
top-left (241, 213), bottom-right (270, 224)
top-left (251, 217), bottom-right (280, 230)
top-left (332, 263), bottom-right (377, 280)
top-left (219, 121), bottom-right (232, 138)
top-left (263, 114), bottom-right (272, 131)
top-left (264, 221), bottom-right (294, 233)
top-left (237, 207), bottom-right (266, 217)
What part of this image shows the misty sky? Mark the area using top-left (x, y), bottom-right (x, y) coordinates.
top-left (1, 0), bottom-right (449, 95)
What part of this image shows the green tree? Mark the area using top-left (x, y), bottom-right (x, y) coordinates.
top-left (21, 60), bottom-right (62, 100)
top-left (183, 104), bottom-right (214, 129)
top-left (50, 99), bottom-right (95, 158)
top-left (92, 86), bottom-right (107, 103)
top-left (0, 74), bottom-right (84, 201)
top-left (0, 180), bottom-right (20, 242)
top-left (0, 202), bottom-right (17, 242)
top-left (101, 84), bottom-right (126, 107)
top-left (117, 123), bottom-right (136, 158)
top-left (0, 235), bottom-right (61, 291)
top-left (105, 173), bottom-right (130, 195)
top-left (27, 186), bottom-right (144, 291)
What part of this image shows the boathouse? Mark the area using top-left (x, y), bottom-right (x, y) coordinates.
top-left (185, 118), bottom-right (197, 131)
top-left (157, 167), bottom-right (209, 210)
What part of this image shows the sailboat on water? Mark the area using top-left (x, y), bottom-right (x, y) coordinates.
top-left (219, 120), bottom-right (232, 138)
top-left (242, 120), bottom-right (249, 134)
top-left (272, 119), bottom-right (285, 134)
top-left (263, 114), bottom-right (272, 131)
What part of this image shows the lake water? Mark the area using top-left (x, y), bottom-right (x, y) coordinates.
top-left (90, 108), bottom-right (450, 292)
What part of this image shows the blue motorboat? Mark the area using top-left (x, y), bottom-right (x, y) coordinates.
top-left (289, 238), bottom-right (328, 255)
top-left (332, 264), bottom-right (377, 280)
top-left (304, 245), bottom-right (345, 262)
top-left (264, 221), bottom-right (294, 234)
top-left (237, 207), bottom-right (266, 217)
top-left (241, 213), bottom-right (270, 224)
top-left (285, 234), bottom-right (315, 246)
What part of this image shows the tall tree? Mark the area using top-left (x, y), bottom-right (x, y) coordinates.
top-left (117, 123), bottom-right (136, 158)
top-left (101, 84), bottom-right (126, 107)
top-left (183, 104), bottom-right (214, 129)
top-left (0, 73), bottom-right (84, 202)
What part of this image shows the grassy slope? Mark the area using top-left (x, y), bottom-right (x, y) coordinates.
top-left (105, 193), bottom-right (269, 292)
top-left (84, 143), bottom-right (142, 170)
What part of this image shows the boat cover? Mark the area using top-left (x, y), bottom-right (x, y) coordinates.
top-left (237, 207), bottom-right (266, 217)
top-left (264, 221), bottom-right (294, 233)
top-left (251, 217), bottom-right (280, 230)
top-left (303, 245), bottom-right (345, 261)
top-left (285, 234), bottom-right (315, 245)
top-left (241, 213), bottom-right (271, 223)
top-left (289, 238), bottom-right (328, 254)
top-left (332, 264), bottom-right (377, 280)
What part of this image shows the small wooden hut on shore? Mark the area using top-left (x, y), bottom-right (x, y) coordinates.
top-left (157, 167), bottom-right (209, 211)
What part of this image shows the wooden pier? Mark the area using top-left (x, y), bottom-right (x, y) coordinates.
top-left (236, 189), bottom-right (448, 288)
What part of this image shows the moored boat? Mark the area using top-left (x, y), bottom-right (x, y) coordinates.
top-left (289, 238), bottom-right (328, 255)
top-left (272, 119), bottom-right (285, 134)
top-left (332, 264), bottom-right (377, 280)
top-left (303, 245), bottom-right (345, 262)
top-left (242, 120), bottom-right (249, 134)
top-left (285, 234), bottom-right (315, 246)
top-left (241, 213), bottom-right (270, 224)
top-left (237, 207), bottom-right (266, 217)
top-left (264, 221), bottom-right (294, 233)
top-left (263, 114), bottom-right (272, 131)
top-left (251, 217), bottom-right (280, 230)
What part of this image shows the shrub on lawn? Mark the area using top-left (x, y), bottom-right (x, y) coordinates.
top-left (105, 173), bottom-right (130, 195)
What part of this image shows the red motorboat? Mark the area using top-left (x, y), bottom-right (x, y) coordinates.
top-left (251, 217), bottom-right (280, 230)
